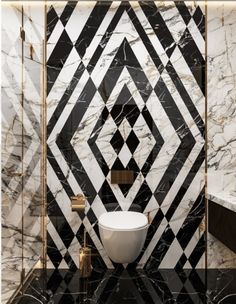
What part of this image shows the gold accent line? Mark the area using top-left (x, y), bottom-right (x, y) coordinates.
top-left (40, 0), bottom-right (48, 270)
top-left (204, 0), bottom-right (208, 270)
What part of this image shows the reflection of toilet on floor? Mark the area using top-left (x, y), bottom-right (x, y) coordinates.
top-left (99, 211), bottom-right (149, 264)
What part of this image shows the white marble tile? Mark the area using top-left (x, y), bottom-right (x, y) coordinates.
top-left (207, 235), bottom-right (236, 269)
top-left (79, 2), bottom-right (120, 68)
top-left (2, 3), bottom-right (45, 303)
top-left (159, 238), bottom-right (183, 269)
top-left (207, 4), bottom-right (236, 172)
top-left (170, 46), bottom-right (205, 119)
top-left (207, 2), bottom-right (236, 268)
top-left (132, 2), bottom-right (169, 68)
top-left (47, 19), bottom-right (64, 60)
top-left (207, 190), bottom-right (236, 213)
top-left (187, 17), bottom-right (205, 58)
top-left (1, 4), bottom-right (25, 303)
top-left (118, 144), bottom-right (132, 167)
top-left (160, 5), bottom-right (186, 44)
top-left (90, 9), bottom-right (159, 89)
top-left (65, 2), bottom-right (96, 44)
top-left (22, 3), bottom-right (45, 277)
top-left (168, 166), bottom-right (204, 232)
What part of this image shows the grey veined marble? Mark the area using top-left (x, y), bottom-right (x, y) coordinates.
top-left (1, 3), bottom-right (45, 303)
top-left (207, 2), bottom-right (236, 269)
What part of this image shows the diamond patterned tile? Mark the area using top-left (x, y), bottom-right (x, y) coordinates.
top-left (47, 1), bottom-right (205, 271)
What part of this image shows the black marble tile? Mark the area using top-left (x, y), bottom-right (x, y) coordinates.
top-left (110, 130), bottom-right (125, 154)
top-left (47, 30), bottom-right (73, 94)
top-left (11, 269), bottom-right (236, 304)
top-left (74, 2), bottom-right (112, 59)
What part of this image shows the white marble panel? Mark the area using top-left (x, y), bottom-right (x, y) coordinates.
top-left (1, 4), bottom-right (24, 303)
top-left (1, 3), bottom-right (45, 303)
top-left (207, 2), bottom-right (236, 268)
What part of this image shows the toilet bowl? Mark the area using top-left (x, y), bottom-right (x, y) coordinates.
top-left (98, 211), bottom-right (148, 264)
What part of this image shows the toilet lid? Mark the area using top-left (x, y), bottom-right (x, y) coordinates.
top-left (98, 211), bottom-right (148, 230)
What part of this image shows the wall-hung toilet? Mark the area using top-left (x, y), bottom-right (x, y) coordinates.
top-left (98, 211), bottom-right (148, 264)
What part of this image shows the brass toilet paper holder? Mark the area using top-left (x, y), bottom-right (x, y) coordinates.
top-left (70, 194), bottom-right (87, 212)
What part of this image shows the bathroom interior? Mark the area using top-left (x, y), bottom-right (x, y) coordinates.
top-left (1, 0), bottom-right (236, 303)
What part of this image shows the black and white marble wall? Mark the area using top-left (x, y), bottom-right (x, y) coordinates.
top-left (47, 1), bottom-right (206, 271)
top-left (207, 2), bottom-right (236, 268)
top-left (1, 3), bottom-right (44, 303)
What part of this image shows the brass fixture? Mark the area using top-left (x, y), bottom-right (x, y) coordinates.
top-left (199, 221), bottom-right (205, 232)
top-left (5, 171), bottom-right (24, 177)
top-left (144, 207), bottom-right (160, 225)
top-left (111, 170), bottom-right (134, 184)
top-left (146, 212), bottom-right (152, 225)
top-left (71, 194), bottom-right (86, 212)
top-left (79, 230), bottom-right (92, 278)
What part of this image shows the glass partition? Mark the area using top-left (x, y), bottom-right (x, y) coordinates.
top-left (1, 3), bottom-right (45, 303)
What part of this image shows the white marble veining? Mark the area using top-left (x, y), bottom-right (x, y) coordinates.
top-left (22, 3), bottom-right (45, 275)
top-left (1, 3), bottom-right (45, 303)
top-left (207, 190), bottom-right (236, 213)
top-left (207, 170), bottom-right (236, 213)
top-left (207, 3), bottom-right (236, 173)
top-left (3, 3), bottom-right (236, 303)
top-left (1, 5), bottom-right (24, 303)
top-left (46, 1), bottom-right (205, 270)
top-left (207, 235), bottom-right (236, 269)
top-left (207, 2), bottom-right (236, 268)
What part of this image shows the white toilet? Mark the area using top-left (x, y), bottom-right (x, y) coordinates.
top-left (98, 211), bottom-right (148, 264)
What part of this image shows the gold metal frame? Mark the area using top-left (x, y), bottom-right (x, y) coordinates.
top-left (40, 0), bottom-right (48, 269)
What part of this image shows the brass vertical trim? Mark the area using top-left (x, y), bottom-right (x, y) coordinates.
top-left (40, 0), bottom-right (48, 269)
top-left (204, 0), bottom-right (208, 270)
top-left (21, 4), bottom-right (25, 283)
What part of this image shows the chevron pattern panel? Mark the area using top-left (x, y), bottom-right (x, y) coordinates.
top-left (47, 1), bottom-right (205, 270)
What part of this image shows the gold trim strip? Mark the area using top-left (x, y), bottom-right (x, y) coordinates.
top-left (40, 0), bottom-right (48, 269)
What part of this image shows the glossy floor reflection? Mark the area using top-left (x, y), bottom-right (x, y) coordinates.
top-left (12, 269), bottom-right (236, 304)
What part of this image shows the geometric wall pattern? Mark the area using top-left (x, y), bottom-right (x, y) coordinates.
top-left (47, 1), bottom-right (205, 270)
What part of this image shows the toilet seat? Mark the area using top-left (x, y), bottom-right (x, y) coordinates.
top-left (98, 211), bottom-right (148, 231)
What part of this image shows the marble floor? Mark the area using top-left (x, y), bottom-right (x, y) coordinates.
top-left (11, 268), bottom-right (236, 304)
